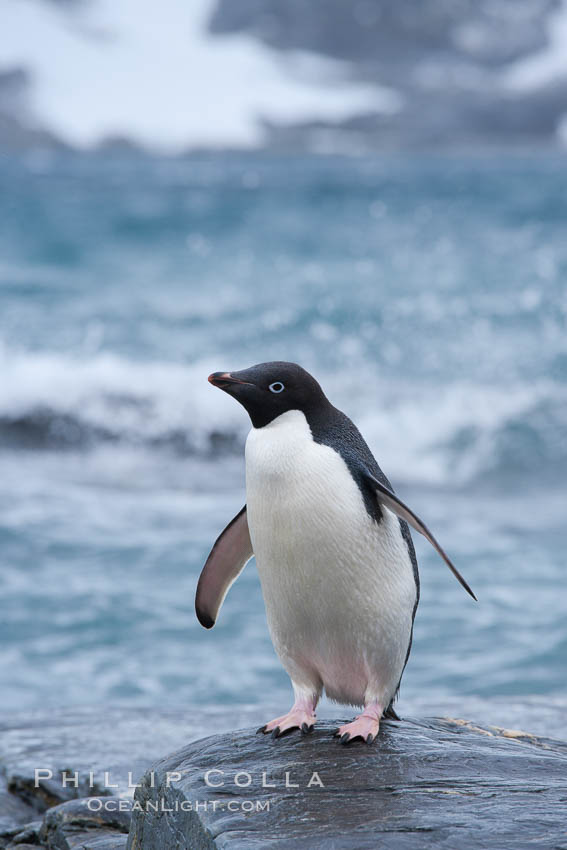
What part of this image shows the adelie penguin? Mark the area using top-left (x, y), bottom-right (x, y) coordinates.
top-left (196, 362), bottom-right (476, 744)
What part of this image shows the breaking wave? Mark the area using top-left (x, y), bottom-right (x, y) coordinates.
top-left (1, 350), bottom-right (564, 487)
top-left (0, 351), bottom-right (245, 456)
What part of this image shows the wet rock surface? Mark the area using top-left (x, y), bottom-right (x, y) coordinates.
top-left (128, 718), bottom-right (567, 850)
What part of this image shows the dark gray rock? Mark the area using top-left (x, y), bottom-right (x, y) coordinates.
top-left (8, 844), bottom-right (43, 850)
top-left (0, 776), bottom-right (36, 837)
top-left (128, 717), bottom-right (567, 849)
top-left (7, 843), bottom-right (43, 850)
top-left (2, 817), bottom-right (43, 847)
top-left (39, 798), bottom-right (130, 850)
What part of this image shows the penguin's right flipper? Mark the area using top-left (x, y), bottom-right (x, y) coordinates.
top-left (365, 472), bottom-right (477, 601)
top-left (195, 506), bottom-right (254, 628)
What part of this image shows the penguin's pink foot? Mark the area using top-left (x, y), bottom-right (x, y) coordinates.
top-left (334, 702), bottom-right (383, 745)
top-left (257, 693), bottom-right (318, 739)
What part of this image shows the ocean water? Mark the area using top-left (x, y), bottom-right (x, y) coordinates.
top-left (0, 152), bottom-right (565, 730)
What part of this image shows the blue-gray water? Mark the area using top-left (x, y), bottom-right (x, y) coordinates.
top-left (0, 152), bottom-right (565, 727)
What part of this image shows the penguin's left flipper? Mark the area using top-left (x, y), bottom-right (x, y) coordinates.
top-left (365, 472), bottom-right (477, 601)
top-left (195, 506), bottom-right (254, 629)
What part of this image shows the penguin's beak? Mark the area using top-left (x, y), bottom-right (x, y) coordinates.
top-left (208, 372), bottom-right (254, 393)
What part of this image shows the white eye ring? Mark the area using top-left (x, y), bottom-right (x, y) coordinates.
top-left (269, 381), bottom-right (285, 394)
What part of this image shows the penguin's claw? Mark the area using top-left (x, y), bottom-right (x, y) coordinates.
top-left (256, 725), bottom-right (267, 734)
top-left (259, 707), bottom-right (317, 738)
top-left (334, 712), bottom-right (380, 744)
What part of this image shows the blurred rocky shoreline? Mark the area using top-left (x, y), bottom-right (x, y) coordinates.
top-left (0, 706), bottom-right (260, 849)
top-left (2, 0), bottom-right (567, 155)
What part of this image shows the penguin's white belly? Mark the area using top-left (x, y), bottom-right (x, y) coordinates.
top-left (245, 410), bottom-right (417, 708)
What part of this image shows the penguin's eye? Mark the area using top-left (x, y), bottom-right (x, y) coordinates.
top-left (269, 381), bottom-right (285, 394)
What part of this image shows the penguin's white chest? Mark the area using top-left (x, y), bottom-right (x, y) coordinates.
top-left (245, 410), bottom-right (416, 708)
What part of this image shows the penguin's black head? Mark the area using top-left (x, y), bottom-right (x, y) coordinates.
top-left (208, 361), bottom-right (329, 428)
